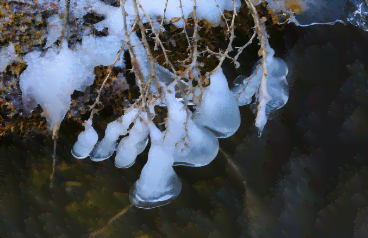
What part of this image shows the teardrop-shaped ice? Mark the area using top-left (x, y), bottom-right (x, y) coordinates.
top-left (252, 57), bottom-right (289, 134)
top-left (129, 145), bottom-right (182, 209)
top-left (194, 68), bottom-right (241, 138)
top-left (231, 60), bottom-right (263, 106)
top-left (173, 121), bottom-right (219, 167)
top-left (115, 118), bottom-right (149, 168)
top-left (71, 119), bottom-right (98, 159)
top-left (90, 108), bottom-right (138, 162)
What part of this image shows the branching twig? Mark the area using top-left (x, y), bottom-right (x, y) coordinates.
top-left (87, 19), bottom-right (138, 122)
top-left (210, 0), bottom-right (238, 74)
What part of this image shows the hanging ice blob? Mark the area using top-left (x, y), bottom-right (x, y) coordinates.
top-left (231, 59), bottom-right (264, 106)
top-left (173, 119), bottom-right (219, 167)
top-left (115, 116), bottom-right (149, 168)
top-left (71, 119), bottom-right (98, 159)
top-left (90, 108), bottom-right (139, 162)
top-left (251, 56), bottom-right (289, 135)
top-left (129, 123), bottom-right (182, 209)
top-left (194, 68), bottom-right (241, 138)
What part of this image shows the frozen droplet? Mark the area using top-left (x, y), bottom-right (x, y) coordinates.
top-left (115, 118), bottom-right (149, 168)
top-left (194, 68), bottom-right (241, 138)
top-left (129, 145), bottom-right (181, 209)
top-left (252, 57), bottom-right (289, 134)
top-left (71, 119), bottom-right (98, 159)
top-left (174, 121), bottom-right (219, 167)
top-left (90, 109), bottom-right (138, 161)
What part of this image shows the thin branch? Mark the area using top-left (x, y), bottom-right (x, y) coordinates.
top-left (210, 0), bottom-right (238, 74)
top-left (60, 0), bottom-right (70, 45)
top-left (49, 125), bottom-right (59, 189)
top-left (87, 19), bottom-right (138, 122)
top-left (88, 203), bottom-right (134, 237)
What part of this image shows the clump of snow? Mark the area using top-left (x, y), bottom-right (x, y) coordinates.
top-left (0, 43), bottom-right (17, 72)
top-left (81, 35), bottom-right (125, 67)
top-left (124, 0), bottom-right (241, 27)
top-left (44, 14), bottom-right (63, 49)
top-left (19, 42), bottom-right (96, 130)
top-left (71, 119), bottom-right (98, 159)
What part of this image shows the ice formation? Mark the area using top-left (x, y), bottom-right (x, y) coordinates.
top-left (90, 108), bottom-right (139, 161)
top-left (71, 119), bottom-right (98, 159)
top-left (0, 43), bottom-right (17, 72)
top-left (263, 0), bottom-right (368, 30)
top-left (10, 0), bottom-right (296, 209)
top-left (194, 68), bottom-right (241, 138)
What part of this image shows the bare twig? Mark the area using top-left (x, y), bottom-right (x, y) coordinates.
top-left (87, 19), bottom-right (138, 122)
top-left (210, 0), bottom-right (238, 74)
top-left (88, 203), bottom-right (134, 237)
top-left (60, 0), bottom-right (70, 45)
top-left (49, 125), bottom-right (59, 188)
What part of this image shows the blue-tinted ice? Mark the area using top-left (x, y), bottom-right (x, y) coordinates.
top-left (129, 145), bottom-right (181, 209)
top-left (194, 68), bottom-right (241, 138)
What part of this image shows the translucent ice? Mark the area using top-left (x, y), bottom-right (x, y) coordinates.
top-left (71, 119), bottom-right (98, 159)
top-left (231, 61), bottom-right (264, 106)
top-left (252, 57), bottom-right (289, 134)
top-left (289, 0), bottom-right (346, 26)
top-left (129, 143), bottom-right (181, 209)
top-left (173, 120), bottom-right (219, 167)
top-left (114, 117), bottom-right (149, 168)
top-left (194, 68), bottom-right (241, 138)
top-left (90, 108), bottom-right (139, 161)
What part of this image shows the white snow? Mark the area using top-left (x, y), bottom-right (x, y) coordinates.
top-left (44, 14), bottom-right (63, 49)
top-left (124, 0), bottom-right (241, 27)
top-left (19, 42), bottom-right (96, 130)
top-left (0, 43), bottom-right (17, 72)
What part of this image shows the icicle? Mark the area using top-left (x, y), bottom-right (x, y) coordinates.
top-left (114, 116), bottom-right (149, 168)
top-left (194, 68), bottom-right (241, 138)
top-left (90, 108), bottom-right (139, 162)
top-left (71, 119), bottom-right (98, 159)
